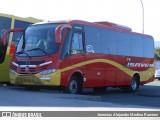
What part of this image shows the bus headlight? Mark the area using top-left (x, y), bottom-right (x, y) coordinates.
top-left (40, 69), bottom-right (57, 75)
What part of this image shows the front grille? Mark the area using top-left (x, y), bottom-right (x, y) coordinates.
top-left (19, 67), bottom-right (25, 73)
top-left (19, 67), bottom-right (37, 74)
top-left (40, 65), bottom-right (49, 71)
top-left (12, 65), bottom-right (18, 71)
top-left (15, 75), bottom-right (42, 84)
top-left (11, 60), bottom-right (51, 74)
top-left (29, 67), bottom-right (37, 73)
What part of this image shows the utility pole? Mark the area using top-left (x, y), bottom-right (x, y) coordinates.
top-left (139, 0), bottom-right (144, 33)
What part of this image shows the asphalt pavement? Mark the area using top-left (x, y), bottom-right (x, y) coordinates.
top-left (135, 80), bottom-right (160, 97)
top-left (0, 79), bottom-right (159, 109)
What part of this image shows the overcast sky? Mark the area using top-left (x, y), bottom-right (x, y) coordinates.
top-left (0, 0), bottom-right (160, 41)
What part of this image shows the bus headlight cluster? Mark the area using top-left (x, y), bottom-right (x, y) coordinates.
top-left (40, 69), bottom-right (57, 75)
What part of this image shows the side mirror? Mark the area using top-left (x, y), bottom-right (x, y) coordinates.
top-left (55, 24), bottom-right (72, 44)
top-left (3, 28), bottom-right (25, 46)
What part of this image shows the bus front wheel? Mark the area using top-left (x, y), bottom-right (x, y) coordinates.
top-left (63, 76), bottom-right (83, 94)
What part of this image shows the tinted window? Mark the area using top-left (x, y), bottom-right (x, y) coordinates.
top-left (101, 29), bottom-right (117, 55)
top-left (84, 25), bottom-right (154, 59)
top-left (130, 35), bottom-right (143, 57)
top-left (0, 16), bottom-right (11, 38)
top-left (117, 32), bottom-right (131, 56)
top-left (71, 33), bottom-right (83, 50)
top-left (85, 26), bottom-right (101, 53)
top-left (143, 38), bottom-right (154, 58)
top-left (14, 20), bottom-right (32, 28)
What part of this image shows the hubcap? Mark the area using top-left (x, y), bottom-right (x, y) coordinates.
top-left (69, 80), bottom-right (77, 94)
top-left (131, 79), bottom-right (137, 90)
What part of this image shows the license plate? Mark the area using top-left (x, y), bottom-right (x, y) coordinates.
top-left (40, 75), bottom-right (50, 80)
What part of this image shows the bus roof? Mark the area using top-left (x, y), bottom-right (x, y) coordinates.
top-left (94, 21), bottom-right (132, 32)
top-left (33, 19), bottom-right (153, 39)
top-left (70, 20), bottom-right (153, 39)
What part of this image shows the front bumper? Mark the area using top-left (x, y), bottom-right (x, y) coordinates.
top-left (10, 70), bottom-right (61, 86)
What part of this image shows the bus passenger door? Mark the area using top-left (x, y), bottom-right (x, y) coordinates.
top-left (59, 30), bottom-right (86, 86)
top-left (69, 32), bottom-right (86, 72)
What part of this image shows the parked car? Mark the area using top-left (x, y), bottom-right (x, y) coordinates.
top-left (155, 61), bottom-right (160, 80)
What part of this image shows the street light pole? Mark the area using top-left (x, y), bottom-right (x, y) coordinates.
top-left (139, 0), bottom-right (144, 33)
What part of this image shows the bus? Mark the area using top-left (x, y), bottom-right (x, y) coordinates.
top-left (5, 20), bottom-right (155, 93)
top-left (0, 13), bottom-right (41, 83)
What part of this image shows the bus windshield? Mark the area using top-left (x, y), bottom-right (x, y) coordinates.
top-left (16, 24), bottom-right (60, 57)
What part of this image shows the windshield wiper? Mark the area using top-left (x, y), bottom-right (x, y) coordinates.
top-left (27, 48), bottom-right (48, 55)
top-left (15, 50), bottom-right (31, 58)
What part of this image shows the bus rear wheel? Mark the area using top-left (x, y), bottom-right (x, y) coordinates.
top-left (122, 76), bottom-right (139, 93)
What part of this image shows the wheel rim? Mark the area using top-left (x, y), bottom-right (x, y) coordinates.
top-left (131, 79), bottom-right (137, 90)
top-left (69, 80), bottom-right (78, 94)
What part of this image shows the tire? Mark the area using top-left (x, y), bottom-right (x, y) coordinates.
top-left (122, 76), bottom-right (139, 93)
top-left (158, 78), bottom-right (160, 81)
top-left (63, 76), bottom-right (83, 94)
top-left (93, 87), bottom-right (107, 93)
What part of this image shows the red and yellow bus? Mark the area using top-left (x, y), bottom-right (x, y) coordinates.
top-left (0, 13), bottom-right (41, 83)
top-left (5, 20), bottom-right (155, 93)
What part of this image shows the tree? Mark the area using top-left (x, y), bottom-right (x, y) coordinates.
top-left (155, 47), bottom-right (160, 60)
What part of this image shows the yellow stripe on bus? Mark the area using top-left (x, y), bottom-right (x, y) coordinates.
top-left (57, 59), bottom-right (154, 81)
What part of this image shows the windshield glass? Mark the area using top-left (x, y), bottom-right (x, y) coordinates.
top-left (16, 24), bottom-right (60, 57)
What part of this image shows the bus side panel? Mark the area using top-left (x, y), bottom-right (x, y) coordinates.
top-left (140, 76), bottom-right (154, 85)
top-left (105, 70), bottom-right (116, 86)
top-left (59, 54), bottom-right (85, 87)
top-left (0, 55), bottom-right (12, 82)
top-left (83, 54), bottom-right (105, 87)
top-left (116, 70), bottom-right (131, 86)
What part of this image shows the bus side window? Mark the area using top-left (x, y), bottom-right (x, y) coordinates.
top-left (71, 32), bottom-right (84, 55)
